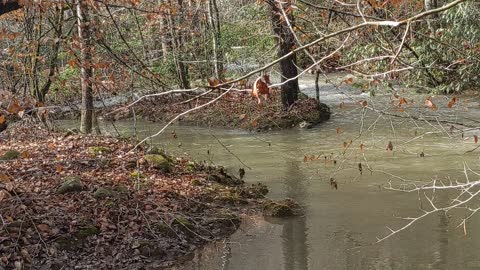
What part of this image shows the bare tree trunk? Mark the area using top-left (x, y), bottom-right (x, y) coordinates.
top-left (37, 7), bottom-right (64, 103)
top-left (315, 70), bottom-right (320, 102)
top-left (159, 14), bottom-right (169, 61)
top-left (93, 111), bottom-right (101, 135)
top-left (167, 0), bottom-right (191, 89)
top-left (77, 0), bottom-right (94, 134)
top-left (268, 1), bottom-right (299, 108)
top-left (208, 0), bottom-right (223, 79)
top-left (425, 0), bottom-right (438, 32)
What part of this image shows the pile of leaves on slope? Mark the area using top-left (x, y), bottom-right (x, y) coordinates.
top-left (104, 89), bottom-right (331, 131)
top-left (0, 123), bottom-right (270, 269)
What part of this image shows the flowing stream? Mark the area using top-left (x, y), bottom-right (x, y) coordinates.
top-left (58, 75), bottom-right (480, 270)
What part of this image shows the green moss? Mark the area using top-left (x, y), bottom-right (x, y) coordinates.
top-left (93, 187), bottom-right (115, 199)
top-left (1, 150), bottom-right (20, 160)
top-left (94, 185), bottom-right (128, 199)
top-left (207, 172), bottom-right (243, 186)
top-left (154, 222), bottom-right (176, 237)
top-left (216, 190), bottom-right (248, 205)
top-left (136, 240), bottom-right (166, 258)
top-left (174, 216), bottom-right (194, 232)
top-left (130, 170), bottom-right (143, 179)
top-left (146, 146), bottom-right (162, 155)
top-left (240, 183), bottom-right (269, 199)
top-left (191, 179), bottom-right (202, 186)
top-left (57, 176), bottom-right (83, 194)
top-left (126, 159), bottom-right (137, 169)
top-left (298, 92), bottom-right (309, 100)
top-left (88, 146), bottom-right (112, 156)
top-left (144, 154), bottom-right (171, 172)
top-left (74, 225), bottom-right (100, 239)
top-left (263, 199), bottom-right (301, 217)
top-left (97, 158), bottom-right (111, 168)
top-left (215, 208), bottom-right (238, 220)
top-left (263, 201), bottom-right (294, 217)
top-left (113, 185), bottom-right (128, 194)
top-left (105, 200), bottom-right (116, 207)
top-left (186, 161), bottom-right (197, 172)
top-left (55, 235), bottom-right (77, 250)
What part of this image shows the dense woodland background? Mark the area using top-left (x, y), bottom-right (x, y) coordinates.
top-left (0, 0), bottom-right (478, 133)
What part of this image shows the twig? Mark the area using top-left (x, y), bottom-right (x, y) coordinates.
top-left (210, 134), bottom-right (252, 170)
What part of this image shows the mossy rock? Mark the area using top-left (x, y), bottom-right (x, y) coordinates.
top-left (191, 179), bottom-right (202, 186)
top-left (55, 224), bottom-right (100, 250)
top-left (239, 183), bottom-right (269, 199)
top-left (114, 185), bottom-right (128, 194)
top-left (185, 161), bottom-right (197, 172)
top-left (54, 235), bottom-right (76, 250)
top-left (146, 146), bottom-right (162, 155)
top-left (205, 209), bottom-right (241, 233)
top-left (57, 176), bottom-right (83, 194)
top-left (263, 199), bottom-right (301, 217)
top-left (74, 225), bottom-right (100, 239)
top-left (317, 102), bottom-right (331, 121)
top-left (88, 146), bottom-right (112, 156)
top-left (216, 191), bottom-right (248, 205)
top-left (1, 149), bottom-right (20, 160)
top-left (215, 208), bottom-right (239, 220)
top-left (97, 158), bottom-right (111, 168)
top-left (105, 200), bottom-right (116, 207)
top-left (298, 92), bottom-right (309, 100)
top-left (299, 121), bottom-right (313, 129)
top-left (144, 154), bottom-right (171, 172)
top-left (174, 217), bottom-right (192, 228)
top-left (207, 173), bottom-right (243, 186)
top-left (154, 222), bottom-right (176, 237)
top-left (172, 216), bottom-right (195, 235)
top-left (275, 116), bottom-right (296, 129)
top-left (135, 240), bottom-right (166, 259)
top-left (146, 147), bottom-right (174, 162)
top-left (93, 186), bottom-right (128, 199)
top-left (93, 187), bottom-right (115, 199)
top-left (125, 159), bottom-right (137, 169)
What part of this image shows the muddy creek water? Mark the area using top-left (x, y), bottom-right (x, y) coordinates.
top-left (59, 77), bottom-right (480, 270)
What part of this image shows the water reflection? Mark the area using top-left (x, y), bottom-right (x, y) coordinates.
top-left (431, 192), bottom-right (450, 270)
top-left (57, 103), bottom-right (480, 270)
top-left (281, 160), bottom-right (309, 270)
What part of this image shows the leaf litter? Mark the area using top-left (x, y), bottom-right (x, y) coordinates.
top-left (0, 123), bottom-right (268, 269)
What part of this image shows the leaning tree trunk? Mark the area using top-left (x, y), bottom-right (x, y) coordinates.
top-left (77, 0), bottom-right (94, 134)
top-left (268, 0), bottom-right (299, 108)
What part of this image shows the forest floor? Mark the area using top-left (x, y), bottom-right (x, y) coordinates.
top-left (0, 123), bottom-right (287, 269)
top-left (99, 88), bottom-right (331, 131)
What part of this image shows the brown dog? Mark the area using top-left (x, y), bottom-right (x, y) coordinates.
top-left (251, 74), bottom-right (271, 104)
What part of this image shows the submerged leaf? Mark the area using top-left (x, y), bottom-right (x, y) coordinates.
top-left (447, 97), bottom-right (457, 108)
top-left (386, 141), bottom-right (393, 151)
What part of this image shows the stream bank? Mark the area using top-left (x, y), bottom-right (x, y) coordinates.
top-left (0, 123), bottom-right (300, 269)
top-left (56, 89), bottom-right (331, 132)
